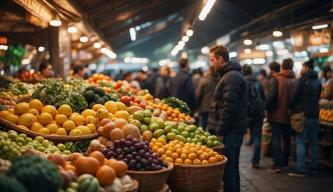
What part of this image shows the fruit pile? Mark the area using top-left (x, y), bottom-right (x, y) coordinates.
top-left (150, 139), bottom-right (224, 165)
top-left (0, 130), bottom-right (71, 160)
top-left (102, 136), bottom-right (166, 171)
top-left (87, 74), bottom-right (112, 85)
top-left (83, 86), bottom-right (116, 109)
top-left (150, 102), bottom-right (193, 123)
top-left (0, 99), bottom-right (97, 136)
top-left (320, 108), bottom-right (333, 122)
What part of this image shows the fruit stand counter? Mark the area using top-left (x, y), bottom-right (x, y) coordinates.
top-left (318, 120), bottom-right (333, 168)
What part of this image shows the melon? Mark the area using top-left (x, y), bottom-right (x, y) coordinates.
top-left (122, 124), bottom-right (140, 139)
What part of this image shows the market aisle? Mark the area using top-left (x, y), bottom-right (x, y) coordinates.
top-left (239, 144), bottom-right (333, 192)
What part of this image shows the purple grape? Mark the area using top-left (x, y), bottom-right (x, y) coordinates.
top-left (152, 153), bottom-right (159, 159)
top-left (102, 149), bottom-right (109, 156)
top-left (144, 141), bottom-right (149, 145)
top-left (107, 151), bottom-right (114, 157)
top-left (143, 145), bottom-right (149, 151)
top-left (123, 158), bottom-right (129, 164)
top-left (129, 146), bottom-right (135, 153)
top-left (152, 159), bottom-right (158, 165)
top-left (134, 143), bottom-right (141, 150)
top-left (113, 140), bottom-right (120, 147)
top-left (126, 154), bottom-right (133, 160)
top-left (139, 150), bottom-right (145, 156)
top-left (156, 165), bottom-right (162, 170)
top-left (118, 154), bottom-right (124, 160)
top-left (147, 157), bottom-right (153, 163)
top-left (141, 159), bottom-right (148, 166)
top-left (132, 152), bottom-right (138, 157)
top-left (124, 141), bottom-right (132, 147)
top-left (116, 148), bottom-right (122, 154)
top-left (127, 135), bottom-right (133, 141)
top-left (135, 156), bottom-right (142, 162)
top-left (120, 138), bottom-right (126, 143)
top-left (135, 163), bottom-right (142, 170)
top-left (129, 159), bottom-right (136, 168)
top-left (123, 147), bottom-right (130, 154)
top-left (132, 138), bottom-right (139, 143)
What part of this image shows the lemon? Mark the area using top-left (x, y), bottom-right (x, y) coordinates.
top-left (0, 110), bottom-right (10, 119)
top-left (5, 114), bottom-right (19, 124)
top-left (31, 122), bottom-right (43, 132)
top-left (69, 128), bottom-right (82, 136)
top-left (46, 123), bottom-right (58, 134)
top-left (55, 114), bottom-right (68, 125)
top-left (14, 102), bottom-right (30, 115)
top-left (85, 115), bottom-right (97, 124)
top-left (81, 109), bottom-right (96, 117)
top-left (77, 125), bottom-right (91, 135)
top-left (29, 99), bottom-right (43, 112)
top-left (58, 104), bottom-right (72, 117)
top-left (42, 105), bottom-right (57, 117)
top-left (38, 128), bottom-right (50, 135)
top-left (39, 112), bottom-right (53, 125)
top-left (86, 123), bottom-right (96, 133)
top-left (56, 128), bottom-right (67, 135)
top-left (63, 120), bottom-right (76, 132)
top-left (18, 113), bottom-right (36, 127)
top-left (73, 115), bottom-right (85, 126)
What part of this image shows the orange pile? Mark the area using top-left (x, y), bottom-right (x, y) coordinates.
top-left (150, 103), bottom-right (192, 123)
top-left (87, 74), bottom-right (112, 85)
top-left (320, 108), bottom-right (333, 122)
top-left (150, 139), bottom-right (224, 165)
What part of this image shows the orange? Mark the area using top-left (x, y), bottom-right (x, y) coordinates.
top-left (63, 120), bottom-right (76, 132)
top-left (157, 148), bottom-right (165, 155)
top-left (75, 156), bottom-right (100, 175)
top-left (86, 123), bottom-right (96, 133)
top-left (202, 160), bottom-right (209, 165)
top-left (89, 151), bottom-right (105, 165)
top-left (171, 152), bottom-right (179, 159)
top-left (165, 150), bottom-right (172, 156)
top-left (165, 157), bottom-right (174, 163)
top-left (42, 105), bottom-right (57, 117)
top-left (37, 128), bottom-right (50, 134)
top-left (86, 115), bottom-right (97, 124)
top-left (73, 115), bottom-right (86, 126)
top-left (18, 113), bottom-right (36, 127)
top-left (31, 122), bottom-right (43, 132)
top-left (188, 153), bottom-right (197, 160)
top-left (29, 99), bottom-right (43, 112)
top-left (28, 108), bottom-right (39, 116)
top-left (215, 155), bottom-right (223, 162)
top-left (175, 158), bottom-right (183, 164)
top-left (56, 128), bottom-right (67, 135)
top-left (81, 109), bottom-right (96, 118)
top-left (14, 102), bottom-right (30, 115)
top-left (193, 159), bottom-right (202, 165)
top-left (46, 123), bottom-right (58, 134)
top-left (39, 112), bottom-right (53, 125)
top-left (58, 104), bottom-right (72, 117)
top-left (92, 104), bottom-right (105, 111)
top-left (180, 153), bottom-right (187, 160)
top-left (5, 114), bottom-right (19, 124)
top-left (55, 114), bottom-right (68, 125)
top-left (184, 159), bottom-right (192, 165)
top-left (208, 157), bottom-right (217, 164)
top-left (0, 110), bottom-right (10, 119)
top-left (69, 128), bottom-right (82, 136)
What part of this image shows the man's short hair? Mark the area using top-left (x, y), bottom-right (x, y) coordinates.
top-left (210, 45), bottom-right (229, 62)
top-left (268, 61), bottom-right (280, 73)
top-left (241, 64), bottom-right (252, 76)
top-left (179, 58), bottom-right (188, 69)
top-left (282, 58), bottom-right (294, 70)
top-left (303, 59), bottom-right (314, 70)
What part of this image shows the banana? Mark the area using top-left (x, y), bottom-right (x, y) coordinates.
top-left (77, 174), bottom-right (94, 184)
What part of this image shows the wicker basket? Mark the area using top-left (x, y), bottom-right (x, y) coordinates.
top-left (125, 178), bottom-right (139, 192)
top-left (127, 163), bottom-right (173, 192)
top-left (212, 144), bottom-right (225, 154)
top-left (0, 118), bottom-right (98, 142)
top-left (168, 157), bottom-right (227, 192)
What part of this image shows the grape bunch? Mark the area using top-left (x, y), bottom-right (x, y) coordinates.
top-left (102, 136), bottom-right (166, 171)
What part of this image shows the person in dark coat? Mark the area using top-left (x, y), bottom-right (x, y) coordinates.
top-left (288, 60), bottom-right (322, 177)
top-left (266, 58), bottom-right (296, 173)
top-left (258, 69), bottom-right (270, 97)
top-left (155, 66), bottom-right (171, 99)
top-left (169, 58), bottom-right (196, 111)
top-left (242, 64), bottom-right (266, 169)
top-left (196, 66), bottom-right (219, 131)
top-left (138, 70), bottom-right (153, 93)
top-left (209, 45), bottom-right (248, 192)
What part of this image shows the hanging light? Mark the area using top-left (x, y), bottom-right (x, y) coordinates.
top-left (312, 24), bottom-right (328, 30)
top-left (198, 0), bottom-right (216, 21)
top-left (272, 30), bottom-right (283, 37)
top-left (93, 42), bottom-right (102, 49)
top-left (201, 47), bottom-right (209, 54)
top-left (38, 46), bottom-right (45, 52)
top-left (79, 36), bottom-right (88, 43)
top-left (186, 29), bottom-right (194, 37)
top-left (243, 39), bottom-right (253, 46)
top-left (178, 41), bottom-right (185, 47)
top-left (182, 36), bottom-right (189, 42)
top-left (67, 26), bottom-right (78, 33)
top-left (49, 19), bottom-right (62, 27)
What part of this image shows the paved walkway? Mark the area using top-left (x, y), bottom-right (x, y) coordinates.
top-left (239, 144), bottom-right (333, 192)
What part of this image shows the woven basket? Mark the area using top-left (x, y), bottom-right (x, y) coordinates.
top-left (168, 157), bottom-right (227, 192)
top-left (127, 163), bottom-right (173, 192)
top-left (125, 178), bottom-right (139, 192)
top-left (0, 118), bottom-right (98, 142)
top-left (212, 144), bottom-right (225, 154)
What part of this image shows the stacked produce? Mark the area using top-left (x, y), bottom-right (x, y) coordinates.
top-left (102, 136), bottom-right (166, 171)
top-left (0, 83), bottom-right (34, 109)
top-left (83, 86), bottom-right (118, 109)
top-left (150, 139), bottom-right (224, 165)
top-left (319, 100), bottom-right (333, 123)
top-left (87, 74), bottom-right (112, 85)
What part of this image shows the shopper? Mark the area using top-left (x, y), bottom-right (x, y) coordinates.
top-left (155, 66), bottom-right (171, 99)
top-left (266, 58), bottom-right (296, 173)
top-left (73, 65), bottom-right (86, 79)
top-left (242, 64), bottom-right (265, 168)
top-left (169, 58), bottom-right (196, 111)
top-left (321, 65), bottom-right (333, 100)
top-left (38, 62), bottom-right (53, 79)
top-left (289, 60), bottom-right (322, 177)
top-left (209, 45), bottom-right (248, 192)
top-left (138, 70), bottom-right (153, 93)
top-left (257, 69), bottom-right (270, 97)
top-left (192, 68), bottom-right (203, 91)
top-left (148, 68), bottom-right (159, 96)
top-left (196, 66), bottom-right (218, 130)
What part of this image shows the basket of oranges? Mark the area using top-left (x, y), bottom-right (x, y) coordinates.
top-left (0, 99), bottom-right (98, 143)
top-left (150, 139), bottom-right (227, 192)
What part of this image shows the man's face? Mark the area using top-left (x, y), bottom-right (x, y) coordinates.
top-left (210, 53), bottom-right (223, 70)
top-left (43, 65), bottom-right (53, 77)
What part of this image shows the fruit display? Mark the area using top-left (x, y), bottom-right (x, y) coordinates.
top-left (150, 139), bottom-right (224, 165)
top-left (0, 99), bottom-right (98, 136)
top-left (150, 101), bottom-right (193, 123)
top-left (102, 136), bottom-right (166, 171)
top-left (83, 86), bottom-right (117, 109)
top-left (0, 130), bottom-right (71, 160)
top-left (8, 154), bottom-right (63, 192)
top-left (87, 74), bottom-right (112, 85)
top-left (162, 97), bottom-right (191, 115)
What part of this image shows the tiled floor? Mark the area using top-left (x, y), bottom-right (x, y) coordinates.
top-left (239, 144), bottom-right (333, 192)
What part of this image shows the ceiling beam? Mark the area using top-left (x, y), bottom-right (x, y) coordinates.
top-left (87, 0), bottom-right (134, 19)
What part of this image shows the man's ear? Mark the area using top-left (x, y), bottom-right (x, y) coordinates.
top-left (218, 56), bottom-right (224, 64)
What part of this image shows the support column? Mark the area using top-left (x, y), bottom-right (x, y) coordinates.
top-left (49, 26), bottom-right (61, 77)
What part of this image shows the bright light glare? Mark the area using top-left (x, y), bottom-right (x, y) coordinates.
top-left (312, 24), bottom-right (328, 30)
top-left (199, 0), bottom-right (216, 21)
top-left (272, 30), bottom-right (283, 37)
top-left (256, 44), bottom-right (269, 50)
top-left (201, 47), bottom-right (209, 54)
top-left (266, 51), bottom-right (273, 57)
top-left (182, 36), bottom-right (189, 42)
top-left (186, 29), bottom-right (194, 36)
top-left (253, 58), bottom-right (266, 64)
top-left (67, 26), bottom-right (77, 33)
top-left (80, 36), bottom-right (88, 43)
top-left (38, 46), bottom-right (45, 52)
top-left (49, 19), bottom-right (62, 27)
top-left (130, 28), bottom-right (136, 41)
top-left (93, 42), bottom-right (102, 49)
top-left (243, 39), bottom-right (253, 46)
top-left (229, 52), bottom-right (237, 58)
top-left (319, 48), bottom-right (329, 53)
top-left (101, 48), bottom-right (116, 59)
top-left (244, 49), bottom-right (252, 54)
top-left (178, 41), bottom-right (185, 47)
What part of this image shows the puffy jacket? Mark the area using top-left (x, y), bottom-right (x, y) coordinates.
top-left (196, 73), bottom-right (219, 114)
top-left (289, 70), bottom-right (322, 118)
top-left (209, 61), bottom-right (248, 136)
top-left (155, 76), bottom-right (171, 99)
top-left (245, 74), bottom-right (266, 120)
top-left (169, 70), bottom-right (196, 110)
top-left (267, 70), bottom-right (296, 124)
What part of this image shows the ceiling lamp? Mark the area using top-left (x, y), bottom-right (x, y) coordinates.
top-left (243, 39), bottom-right (253, 46)
top-left (199, 0), bottom-right (216, 21)
top-left (67, 26), bottom-right (78, 33)
top-left (129, 28), bottom-right (136, 41)
top-left (244, 49), bottom-right (252, 54)
top-left (178, 41), bottom-right (185, 47)
top-left (93, 42), bottom-right (102, 49)
top-left (182, 36), bottom-right (189, 42)
top-left (186, 29), bottom-right (194, 37)
top-left (38, 46), bottom-right (45, 52)
top-left (201, 46), bottom-right (209, 54)
top-left (312, 24), bottom-right (328, 30)
top-left (79, 36), bottom-right (88, 43)
top-left (272, 30), bottom-right (283, 37)
top-left (49, 19), bottom-right (62, 27)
